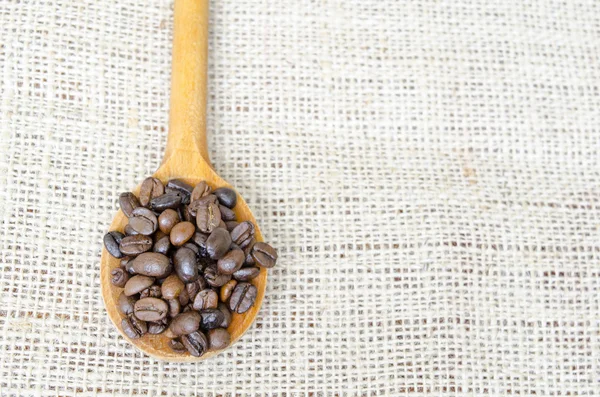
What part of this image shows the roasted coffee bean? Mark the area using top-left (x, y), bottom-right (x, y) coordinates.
top-left (117, 292), bottom-right (136, 315)
top-left (191, 181), bottom-right (211, 202)
top-left (183, 242), bottom-right (200, 256)
top-left (134, 297), bottom-right (168, 321)
top-left (149, 192), bottom-right (182, 212)
top-left (166, 179), bottom-right (193, 204)
top-left (111, 268), bottom-right (130, 287)
top-left (158, 208), bottom-right (180, 234)
top-left (252, 242), bottom-right (278, 268)
top-left (161, 274), bottom-right (184, 299)
top-left (204, 264), bottom-right (232, 287)
top-left (217, 302), bottom-right (232, 328)
top-left (217, 249), bottom-right (244, 275)
top-left (206, 228), bottom-right (232, 260)
top-left (233, 266), bottom-right (260, 281)
top-left (121, 256), bottom-right (137, 275)
top-left (218, 220), bottom-right (228, 230)
top-left (139, 285), bottom-right (162, 299)
top-left (199, 309), bottom-right (225, 331)
top-left (128, 207), bottom-right (158, 235)
top-left (229, 282), bottom-right (257, 314)
top-left (104, 231), bottom-right (125, 258)
top-left (124, 224), bottom-right (139, 236)
top-left (181, 204), bottom-right (195, 223)
top-left (220, 279), bottom-right (237, 302)
top-left (226, 221), bottom-right (240, 232)
top-left (119, 192), bottom-right (140, 218)
top-left (219, 205), bottom-right (236, 221)
top-left (169, 338), bottom-right (187, 353)
top-left (207, 328), bottom-right (230, 351)
top-left (182, 303), bottom-right (194, 312)
top-left (168, 298), bottom-right (181, 317)
top-left (173, 247), bottom-right (198, 282)
top-left (121, 314), bottom-right (147, 339)
top-left (230, 221), bottom-right (254, 248)
top-left (191, 232), bottom-right (209, 256)
top-left (170, 221), bottom-right (195, 246)
top-left (148, 319), bottom-right (168, 334)
top-left (181, 331), bottom-right (208, 357)
top-left (186, 277), bottom-right (207, 301)
top-left (193, 289), bottom-right (218, 310)
top-left (188, 194), bottom-right (218, 217)
top-left (124, 275), bottom-right (155, 296)
top-left (169, 311), bottom-right (201, 336)
top-left (178, 287), bottom-right (190, 306)
top-left (213, 187), bottom-right (237, 209)
top-left (131, 252), bottom-right (172, 278)
top-left (196, 202), bottom-right (221, 234)
top-left (119, 235), bottom-right (153, 256)
top-left (139, 177), bottom-right (164, 207)
top-left (153, 234), bottom-right (171, 255)
top-left (243, 241), bottom-right (255, 265)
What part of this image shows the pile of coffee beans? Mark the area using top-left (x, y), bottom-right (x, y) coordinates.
top-left (104, 178), bottom-right (277, 357)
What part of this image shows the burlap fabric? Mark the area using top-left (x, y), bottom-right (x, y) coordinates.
top-left (1, 0), bottom-right (599, 395)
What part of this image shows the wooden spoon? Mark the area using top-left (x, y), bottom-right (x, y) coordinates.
top-left (100, 0), bottom-right (267, 362)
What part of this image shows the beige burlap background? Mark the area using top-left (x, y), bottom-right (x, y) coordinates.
top-left (1, 0), bottom-right (600, 395)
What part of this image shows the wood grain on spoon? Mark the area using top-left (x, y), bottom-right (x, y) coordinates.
top-left (100, 0), bottom-right (267, 362)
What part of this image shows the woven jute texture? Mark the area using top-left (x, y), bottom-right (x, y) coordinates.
top-left (1, 0), bottom-right (600, 395)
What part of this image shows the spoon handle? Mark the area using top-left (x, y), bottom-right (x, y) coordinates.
top-left (163, 0), bottom-right (210, 166)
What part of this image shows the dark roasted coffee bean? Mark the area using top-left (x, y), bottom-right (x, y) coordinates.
top-left (129, 207), bottom-right (158, 235)
top-left (213, 187), bottom-right (237, 209)
top-left (204, 264), bottom-right (232, 287)
top-left (178, 287), bottom-right (190, 306)
top-left (193, 289), bottom-right (218, 310)
top-left (124, 275), bottom-right (155, 296)
top-left (117, 292), bottom-right (136, 315)
top-left (217, 248), bottom-right (244, 275)
top-left (186, 277), bottom-right (207, 301)
top-left (119, 192), bottom-right (140, 218)
top-left (243, 241), bottom-right (255, 265)
top-left (196, 202), bottom-right (221, 234)
top-left (206, 228), bottom-right (232, 260)
top-left (104, 231), bottom-right (125, 258)
top-left (131, 252), bottom-right (172, 278)
top-left (161, 274), bottom-right (184, 300)
top-left (139, 285), bottom-right (162, 299)
top-left (168, 298), bottom-right (181, 317)
top-left (166, 179), bottom-right (193, 204)
top-left (169, 338), bottom-right (187, 353)
top-left (199, 309), bottom-right (225, 331)
top-left (153, 234), bottom-right (171, 255)
top-left (181, 331), bottom-right (208, 357)
top-left (217, 302), bottom-right (232, 328)
top-left (230, 221), bottom-right (254, 248)
top-left (169, 311), bottom-right (201, 336)
top-left (233, 266), bottom-right (260, 281)
top-left (173, 247), bottom-right (198, 282)
top-left (158, 208), bottom-right (180, 234)
top-left (124, 224), bottom-right (139, 236)
top-left (252, 242), bottom-right (278, 268)
top-left (170, 221), bottom-right (195, 246)
top-left (119, 234), bottom-right (153, 256)
top-left (111, 268), bottom-right (130, 287)
top-left (207, 328), bottom-right (230, 350)
top-left (220, 279), bottom-right (237, 302)
top-left (191, 181), bottom-right (211, 202)
top-left (226, 221), bottom-right (240, 232)
top-left (229, 282), bottom-right (257, 314)
top-left (149, 192), bottom-right (182, 212)
top-left (219, 205), bottom-right (236, 221)
top-left (122, 314), bottom-right (147, 339)
top-left (139, 177), bottom-right (164, 207)
top-left (134, 297), bottom-right (168, 321)
top-left (148, 319), bottom-right (168, 334)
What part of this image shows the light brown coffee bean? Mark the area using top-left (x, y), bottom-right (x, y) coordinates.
top-left (161, 274), bottom-right (185, 300)
top-left (191, 181), bottom-right (211, 202)
top-left (220, 279), bottom-right (237, 302)
top-left (170, 221), bottom-right (195, 246)
top-left (158, 209), bottom-right (180, 234)
top-left (124, 275), bottom-right (155, 296)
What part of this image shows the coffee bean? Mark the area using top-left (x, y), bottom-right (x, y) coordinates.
top-left (226, 221), bottom-right (240, 232)
top-left (229, 282), bottom-right (257, 314)
top-left (207, 328), bottom-right (230, 351)
top-left (196, 202), bottom-right (221, 234)
top-left (104, 231), bottom-right (125, 258)
top-left (161, 274), bottom-right (184, 299)
top-left (181, 331), bottom-right (208, 357)
top-left (122, 314), bottom-right (147, 339)
top-left (217, 302), bottom-right (232, 328)
top-left (131, 252), bottom-right (172, 278)
top-left (148, 319), bottom-right (168, 334)
top-left (168, 298), bottom-right (181, 317)
top-left (183, 242), bottom-right (200, 256)
top-left (219, 205), bottom-right (236, 221)
top-left (193, 289), bottom-right (218, 310)
top-left (230, 221), bottom-right (255, 248)
top-left (139, 177), bottom-right (164, 207)
top-left (139, 285), bottom-right (162, 299)
top-left (121, 256), bottom-right (137, 275)
top-left (134, 297), bottom-right (168, 321)
top-left (213, 187), bottom-right (237, 209)
top-left (153, 234), bottom-right (171, 255)
top-left (206, 228), bottom-right (232, 260)
top-left (243, 241), bottom-right (255, 265)
top-left (182, 303), bottom-right (194, 312)
top-left (178, 287), bottom-right (190, 306)
top-left (119, 235), bottom-right (153, 256)
top-left (199, 309), bottom-right (225, 331)
top-left (169, 338), bottom-right (187, 353)
top-left (233, 266), bottom-right (260, 281)
top-left (158, 209), bottom-right (180, 234)
top-left (124, 275), bottom-right (155, 296)
top-left (252, 242), bottom-right (278, 268)
top-left (128, 207), bottom-right (158, 235)
top-left (117, 292), bottom-right (136, 315)
top-left (119, 192), bottom-right (140, 218)
top-left (111, 268), bottom-right (130, 287)
top-left (150, 192), bottom-right (182, 212)
top-left (169, 311), bottom-right (201, 336)
top-left (170, 221), bottom-right (195, 246)
top-left (186, 277), bottom-right (207, 301)
top-left (204, 264), bottom-right (232, 287)
top-left (124, 224), bottom-right (139, 236)
top-left (166, 179), bottom-right (193, 205)
top-left (181, 204), bottom-right (195, 224)
top-left (191, 181), bottom-right (211, 202)
top-left (188, 194), bottom-right (218, 217)
top-left (217, 248), bottom-right (244, 275)
top-left (191, 232), bottom-right (208, 256)
top-left (173, 247), bottom-right (198, 282)
top-left (220, 279), bottom-right (237, 302)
